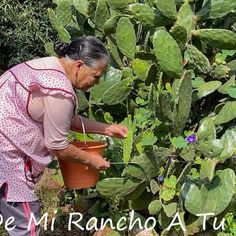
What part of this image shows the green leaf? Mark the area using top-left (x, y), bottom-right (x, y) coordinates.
top-left (104, 112), bottom-right (113, 123)
top-left (140, 131), bottom-right (157, 146)
top-left (192, 77), bottom-right (205, 89)
top-left (161, 175), bottom-right (177, 201)
top-left (219, 127), bottom-right (236, 162)
top-left (200, 159), bottom-right (216, 181)
top-left (227, 86), bottom-right (236, 99)
top-left (218, 76), bottom-right (235, 94)
top-left (198, 139), bottom-right (224, 158)
top-left (203, 169), bottom-right (235, 215)
top-left (183, 182), bottom-right (204, 215)
top-left (163, 202), bottom-right (177, 217)
top-left (196, 81), bottom-right (222, 99)
top-left (171, 136), bottom-right (188, 149)
top-left (148, 200), bottom-right (162, 215)
top-left (214, 101), bottom-right (236, 125)
top-left (150, 179), bottom-right (160, 195)
top-left (197, 118), bottom-right (216, 140)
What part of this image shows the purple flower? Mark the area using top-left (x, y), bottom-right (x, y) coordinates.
top-left (186, 134), bottom-right (197, 144)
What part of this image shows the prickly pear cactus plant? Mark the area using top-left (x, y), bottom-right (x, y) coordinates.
top-left (47, 0), bottom-right (236, 235)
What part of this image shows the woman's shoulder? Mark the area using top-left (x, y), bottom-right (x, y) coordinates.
top-left (26, 56), bottom-right (65, 73)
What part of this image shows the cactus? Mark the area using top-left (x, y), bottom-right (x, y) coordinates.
top-left (105, 0), bottom-right (129, 10)
top-left (96, 177), bottom-right (143, 198)
top-left (122, 153), bottom-right (156, 181)
top-left (197, 0), bottom-right (236, 19)
top-left (128, 3), bottom-right (172, 28)
top-left (48, 9), bottom-right (71, 42)
top-left (122, 115), bottom-right (134, 164)
top-left (174, 2), bottom-right (195, 40)
top-left (154, 0), bottom-right (177, 20)
top-left (73, 0), bottom-right (88, 16)
top-left (170, 25), bottom-right (187, 49)
top-left (107, 38), bottom-right (123, 68)
top-left (156, 92), bottom-right (174, 122)
top-left (173, 71), bottom-right (192, 136)
top-left (116, 17), bottom-right (136, 59)
top-left (103, 15), bottom-right (121, 35)
top-left (56, 0), bottom-right (72, 26)
top-left (94, 0), bottom-right (110, 31)
top-left (75, 90), bottom-right (89, 111)
top-left (90, 67), bottom-right (122, 103)
top-left (102, 77), bottom-right (133, 105)
top-left (185, 45), bottom-right (211, 74)
top-left (132, 59), bottom-right (151, 81)
top-left (145, 64), bottom-right (158, 86)
top-left (45, 1), bottom-right (236, 234)
top-left (153, 29), bottom-right (183, 78)
top-left (193, 29), bottom-right (236, 50)
top-left (48, 9), bottom-right (59, 30)
top-left (57, 25), bottom-right (71, 42)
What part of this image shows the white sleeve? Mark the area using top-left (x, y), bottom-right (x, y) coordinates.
top-left (43, 94), bottom-right (74, 150)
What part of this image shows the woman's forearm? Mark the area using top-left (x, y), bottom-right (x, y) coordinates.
top-left (70, 115), bottom-right (109, 135)
top-left (49, 143), bottom-right (110, 170)
top-left (49, 143), bottom-right (92, 164)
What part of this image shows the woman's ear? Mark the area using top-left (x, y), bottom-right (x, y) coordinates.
top-left (75, 60), bottom-right (84, 69)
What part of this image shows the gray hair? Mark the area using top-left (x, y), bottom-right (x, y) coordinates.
top-left (54, 36), bottom-right (109, 68)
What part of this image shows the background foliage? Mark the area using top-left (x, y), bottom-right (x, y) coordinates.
top-left (47, 0), bottom-right (236, 235)
top-left (0, 0), bottom-right (56, 74)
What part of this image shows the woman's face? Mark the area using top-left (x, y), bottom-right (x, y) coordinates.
top-left (73, 60), bottom-right (107, 91)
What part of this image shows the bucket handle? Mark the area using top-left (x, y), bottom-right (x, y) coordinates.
top-left (79, 115), bottom-right (87, 145)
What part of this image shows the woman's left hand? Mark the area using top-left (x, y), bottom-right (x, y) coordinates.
top-left (104, 124), bottom-right (128, 138)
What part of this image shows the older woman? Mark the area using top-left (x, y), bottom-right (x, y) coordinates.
top-left (0, 36), bottom-right (128, 235)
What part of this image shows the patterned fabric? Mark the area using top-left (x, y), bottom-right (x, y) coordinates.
top-left (0, 61), bottom-right (76, 201)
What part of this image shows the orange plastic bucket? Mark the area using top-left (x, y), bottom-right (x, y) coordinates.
top-left (58, 140), bottom-right (107, 189)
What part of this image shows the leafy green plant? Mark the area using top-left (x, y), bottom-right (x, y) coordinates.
top-left (47, 0), bottom-right (236, 235)
top-left (0, 0), bottom-right (56, 73)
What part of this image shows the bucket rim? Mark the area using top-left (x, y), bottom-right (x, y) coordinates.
top-left (71, 140), bottom-right (108, 149)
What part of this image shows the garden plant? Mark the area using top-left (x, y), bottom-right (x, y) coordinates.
top-left (45, 0), bottom-right (236, 235)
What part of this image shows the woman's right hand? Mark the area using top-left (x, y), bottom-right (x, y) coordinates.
top-left (87, 154), bottom-right (110, 171)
